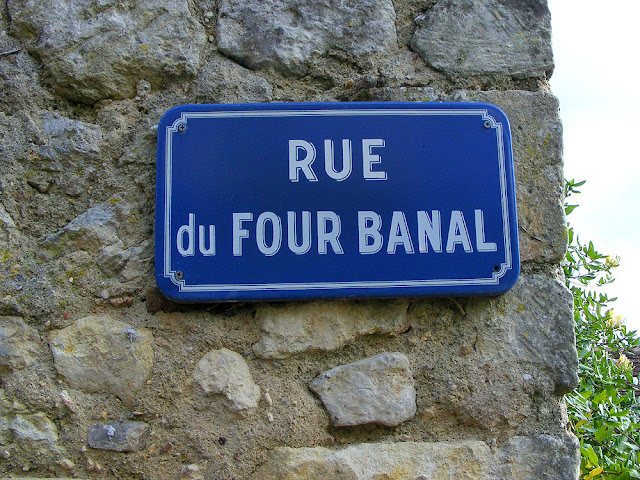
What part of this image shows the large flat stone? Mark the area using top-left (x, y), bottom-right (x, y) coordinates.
top-left (411, 0), bottom-right (553, 78)
top-left (253, 434), bottom-right (580, 479)
top-left (48, 315), bottom-right (154, 406)
top-left (8, 0), bottom-right (207, 102)
top-left (254, 301), bottom-right (409, 359)
top-left (217, 0), bottom-right (397, 76)
top-left (493, 273), bottom-right (578, 394)
top-left (310, 352), bottom-right (416, 427)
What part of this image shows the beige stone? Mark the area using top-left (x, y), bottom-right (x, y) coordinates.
top-left (253, 434), bottom-right (579, 479)
top-left (48, 315), bottom-right (153, 406)
top-left (253, 301), bottom-right (409, 359)
top-left (192, 348), bottom-right (261, 415)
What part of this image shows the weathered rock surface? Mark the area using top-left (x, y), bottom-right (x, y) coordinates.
top-left (0, 34), bottom-right (52, 111)
top-left (48, 315), bottom-right (154, 406)
top-left (8, 412), bottom-right (58, 446)
top-left (40, 190), bottom-right (154, 293)
top-left (41, 203), bottom-right (119, 259)
top-left (192, 348), bottom-right (261, 415)
top-left (31, 113), bottom-right (103, 198)
top-left (195, 55), bottom-right (273, 104)
top-left (411, 0), bottom-right (553, 78)
top-left (254, 434), bottom-right (580, 479)
top-left (310, 352), bottom-right (416, 427)
top-left (3, 410), bottom-right (64, 461)
top-left (8, 0), bottom-right (207, 103)
top-left (87, 421), bottom-right (150, 452)
top-left (254, 301), bottom-right (409, 359)
top-left (217, 0), bottom-right (397, 76)
top-left (496, 273), bottom-right (578, 394)
top-left (0, 317), bottom-right (41, 370)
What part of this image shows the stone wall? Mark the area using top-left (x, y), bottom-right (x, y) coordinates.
top-left (0, 0), bottom-right (579, 478)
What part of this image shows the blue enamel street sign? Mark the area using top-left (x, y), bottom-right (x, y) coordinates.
top-left (155, 102), bottom-right (519, 302)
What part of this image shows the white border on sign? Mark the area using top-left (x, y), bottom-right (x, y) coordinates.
top-left (162, 108), bottom-right (514, 292)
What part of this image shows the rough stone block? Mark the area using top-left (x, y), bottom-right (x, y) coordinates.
top-left (48, 315), bottom-right (154, 406)
top-left (217, 0), bottom-right (397, 76)
top-left (87, 421), bottom-right (150, 452)
top-left (39, 189), bottom-right (152, 287)
top-left (310, 352), bottom-right (416, 427)
top-left (253, 300), bottom-right (409, 359)
top-left (494, 273), bottom-right (578, 394)
top-left (253, 434), bottom-right (580, 479)
top-left (8, 412), bottom-right (58, 445)
top-left (8, 0), bottom-right (207, 102)
top-left (40, 203), bottom-right (120, 259)
top-left (26, 113), bottom-right (103, 199)
top-left (195, 55), bottom-right (273, 104)
top-left (192, 348), bottom-right (261, 416)
top-left (411, 0), bottom-right (553, 78)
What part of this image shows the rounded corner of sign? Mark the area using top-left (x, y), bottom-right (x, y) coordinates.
top-left (481, 103), bottom-right (510, 125)
top-left (158, 105), bottom-right (190, 130)
top-left (154, 274), bottom-right (184, 303)
top-left (497, 263), bottom-right (521, 295)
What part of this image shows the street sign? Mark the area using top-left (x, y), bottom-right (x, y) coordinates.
top-left (155, 102), bottom-right (519, 302)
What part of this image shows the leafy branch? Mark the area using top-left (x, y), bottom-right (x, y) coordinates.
top-left (564, 179), bottom-right (640, 480)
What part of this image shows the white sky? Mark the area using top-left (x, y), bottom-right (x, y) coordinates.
top-left (547, 0), bottom-right (640, 331)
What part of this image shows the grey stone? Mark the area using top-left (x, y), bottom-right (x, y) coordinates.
top-left (310, 352), bottom-right (416, 427)
top-left (195, 55), bottom-right (273, 104)
top-left (27, 113), bottom-right (103, 198)
top-left (40, 190), bottom-right (153, 284)
top-left (496, 434), bottom-right (581, 479)
top-left (499, 273), bottom-right (578, 394)
top-left (8, 0), bottom-right (207, 103)
top-left (7, 412), bottom-right (63, 459)
top-left (217, 0), bottom-right (397, 76)
top-left (0, 414), bottom-right (10, 445)
top-left (192, 348), bottom-right (261, 415)
top-left (9, 412), bottom-right (58, 445)
top-left (0, 40), bottom-right (52, 111)
top-left (87, 421), bottom-right (150, 452)
top-left (253, 434), bottom-right (579, 479)
top-left (253, 301), bottom-right (409, 359)
top-left (0, 317), bottom-right (41, 370)
top-left (39, 112), bottom-right (103, 162)
top-left (40, 203), bottom-right (119, 259)
top-left (48, 315), bottom-right (154, 406)
top-left (411, 0), bottom-right (553, 78)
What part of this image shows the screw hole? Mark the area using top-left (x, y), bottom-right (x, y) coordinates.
top-left (493, 265), bottom-right (500, 272)
top-left (175, 271), bottom-right (184, 280)
top-left (484, 120), bottom-right (492, 129)
top-left (178, 123), bottom-right (187, 133)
